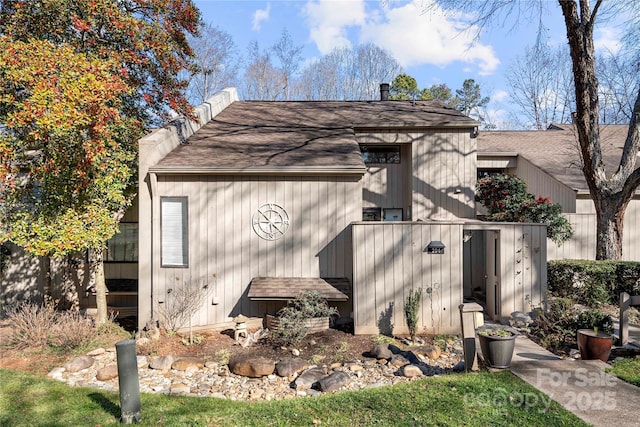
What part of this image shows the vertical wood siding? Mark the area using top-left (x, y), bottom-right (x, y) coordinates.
top-left (511, 156), bottom-right (577, 212)
top-left (548, 199), bottom-right (640, 261)
top-left (411, 130), bottom-right (476, 220)
top-left (152, 175), bottom-right (362, 328)
top-left (352, 222), bottom-right (464, 335)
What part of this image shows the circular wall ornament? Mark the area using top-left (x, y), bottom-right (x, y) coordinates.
top-left (252, 203), bottom-right (290, 240)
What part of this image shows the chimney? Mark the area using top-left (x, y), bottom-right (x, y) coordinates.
top-left (380, 83), bottom-right (390, 101)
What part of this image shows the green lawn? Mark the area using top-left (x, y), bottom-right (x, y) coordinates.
top-left (607, 358), bottom-right (640, 387)
top-left (0, 368), bottom-right (587, 426)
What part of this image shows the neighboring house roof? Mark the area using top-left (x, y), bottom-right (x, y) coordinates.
top-left (153, 100), bottom-right (477, 174)
top-left (477, 124), bottom-right (637, 192)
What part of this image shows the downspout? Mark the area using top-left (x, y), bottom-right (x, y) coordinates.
top-left (149, 172), bottom-right (158, 321)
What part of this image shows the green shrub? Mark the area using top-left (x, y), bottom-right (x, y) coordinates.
top-left (576, 309), bottom-right (614, 335)
top-left (548, 260), bottom-right (640, 305)
top-left (529, 298), bottom-right (579, 353)
top-left (270, 291), bottom-right (338, 347)
top-left (404, 288), bottom-right (422, 341)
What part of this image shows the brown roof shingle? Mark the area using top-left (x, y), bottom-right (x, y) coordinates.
top-left (477, 125), bottom-right (636, 191)
top-left (154, 100), bottom-right (478, 171)
top-left (247, 277), bottom-right (350, 301)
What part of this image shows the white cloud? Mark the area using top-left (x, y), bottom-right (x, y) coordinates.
top-left (594, 26), bottom-right (622, 54)
top-left (252, 3), bottom-right (271, 32)
top-left (492, 90), bottom-right (509, 102)
top-left (303, 0), bottom-right (367, 53)
top-left (303, 0), bottom-right (499, 75)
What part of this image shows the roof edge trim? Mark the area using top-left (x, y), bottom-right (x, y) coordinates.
top-left (149, 166), bottom-right (367, 176)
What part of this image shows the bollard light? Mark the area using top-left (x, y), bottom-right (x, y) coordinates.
top-left (116, 339), bottom-right (141, 424)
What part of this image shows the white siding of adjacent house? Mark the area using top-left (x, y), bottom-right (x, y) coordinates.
top-left (150, 175), bottom-right (362, 328)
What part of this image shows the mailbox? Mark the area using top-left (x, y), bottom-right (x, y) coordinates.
top-left (425, 241), bottom-right (445, 254)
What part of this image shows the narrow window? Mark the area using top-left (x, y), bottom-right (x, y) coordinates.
top-left (362, 207), bottom-right (382, 221)
top-left (105, 223), bottom-right (138, 262)
top-left (161, 197), bottom-right (188, 267)
top-left (360, 145), bottom-right (400, 164)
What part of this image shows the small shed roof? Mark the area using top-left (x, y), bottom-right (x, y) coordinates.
top-left (247, 277), bottom-right (350, 301)
top-left (477, 124), bottom-right (636, 192)
top-left (152, 100), bottom-right (477, 174)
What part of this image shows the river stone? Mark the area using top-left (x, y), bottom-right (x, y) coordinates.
top-left (389, 354), bottom-right (410, 367)
top-left (318, 371), bottom-right (350, 392)
top-left (415, 345), bottom-right (441, 360)
top-left (87, 348), bottom-right (106, 356)
top-left (149, 355), bottom-right (175, 371)
top-left (293, 367), bottom-right (326, 390)
top-left (172, 357), bottom-right (205, 371)
top-left (96, 364), bottom-right (118, 381)
top-left (137, 355), bottom-right (149, 369)
top-left (170, 382), bottom-right (191, 395)
top-left (403, 364), bottom-right (424, 378)
top-left (276, 358), bottom-right (308, 377)
top-left (64, 356), bottom-right (94, 373)
top-left (229, 356), bottom-right (275, 378)
top-left (370, 344), bottom-right (392, 359)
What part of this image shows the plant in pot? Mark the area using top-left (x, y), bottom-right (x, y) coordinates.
top-left (576, 309), bottom-right (614, 362)
top-left (476, 326), bottom-right (518, 369)
top-left (267, 291), bottom-right (339, 347)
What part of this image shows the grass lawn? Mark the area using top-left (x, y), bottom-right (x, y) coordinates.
top-left (607, 358), bottom-right (640, 387)
top-left (0, 368), bottom-right (586, 426)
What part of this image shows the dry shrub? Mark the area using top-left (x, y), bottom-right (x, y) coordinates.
top-left (6, 299), bottom-right (95, 350)
top-left (6, 301), bottom-right (58, 349)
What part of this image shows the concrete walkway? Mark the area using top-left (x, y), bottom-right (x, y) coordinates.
top-left (507, 332), bottom-right (640, 427)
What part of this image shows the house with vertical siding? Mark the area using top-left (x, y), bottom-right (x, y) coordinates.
top-left (1, 86), bottom-right (552, 334)
top-left (477, 125), bottom-right (640, 261)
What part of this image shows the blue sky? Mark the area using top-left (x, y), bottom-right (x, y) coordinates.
top-left (194, 0), bottom-right (626, 127)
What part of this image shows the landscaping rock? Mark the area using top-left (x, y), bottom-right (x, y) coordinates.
top-left (170, 382), bottom-right (191, 395)
top-left (229, 356), bottom-right (275, 378)
top-left (96, 364), bottom-right (118, 381)
top-left (389, 354), bottom-right (410, 367)
top-left (416, 345), bottom-right (441, 360)
top-left (137, 355), bottom-right (149, 369)
top-left (87, 348), bottom-right (106, 356)
top-left (64, 356), bottom-right (94, 373)
top-left (172, 357), bottom-right (205, 371)
top-left (294, 367), bottom-right (326, 390)
top-left (149, 355), bottom-right (174, 371)
top-left (276, 358), bottom-right (308, 377)
top-left (370, 344), bottom-right (392, 359)
top-left (402, 364), bottom-right (424, 378)
top-left (318, 371), bottom-right (350, 392)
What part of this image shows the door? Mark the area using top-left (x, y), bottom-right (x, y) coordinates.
top-left (485, 231), bottom-right (500, 320)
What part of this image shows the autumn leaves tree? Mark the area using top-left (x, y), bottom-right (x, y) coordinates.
top-left (0, 0), bottom-right (200, 323)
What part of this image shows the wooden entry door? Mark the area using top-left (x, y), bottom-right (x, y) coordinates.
top-left (485, 231), bottom-right (500, 320)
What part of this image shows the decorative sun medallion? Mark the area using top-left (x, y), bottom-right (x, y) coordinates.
top-left (252, 203), bottom-right (290, 240)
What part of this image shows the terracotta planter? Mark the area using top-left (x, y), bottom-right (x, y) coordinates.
top-left (478, 333), bottom-right (517, 368)
top-left (265, 314), bottom-right (330, 333)
top-left (577, 329), bottom-right (613, 362)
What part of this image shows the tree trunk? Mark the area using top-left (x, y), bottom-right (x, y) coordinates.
top-left (594, 194), bottom-right (628, 260)
top-left (92, 250), bottom-right (108, 325)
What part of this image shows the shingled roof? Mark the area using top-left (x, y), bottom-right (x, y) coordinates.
top-left (152, 100), bottom-right (477, 173)
top-left (477, 124), bottom-right (637, 192)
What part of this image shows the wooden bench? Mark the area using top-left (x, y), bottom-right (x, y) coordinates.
top-left (619, 292), bottom-right (640, 345)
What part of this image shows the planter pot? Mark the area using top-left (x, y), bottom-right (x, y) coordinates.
top-left (577, 329), bottom-right (613, 362)
top-left (265, 314), bottom-right (330, 334)
top-left (478, 333), bottom-right (517, 368)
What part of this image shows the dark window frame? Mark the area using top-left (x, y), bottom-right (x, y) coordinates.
top-left (360, 145), bottom-right (401, 164)
top-left (104, 222), bottom-right (138, 263)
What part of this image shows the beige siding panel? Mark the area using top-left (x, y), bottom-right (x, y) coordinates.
top-left (153, 175), bottom-right (362, 328)
top-left (548, 199), bottom-right (640, 261)
top-left (352, 222), bottom-right (463, 335)
top-left (512, 156), bottom-right (577, 212)
top-left (412, 130), bottom-right (476, 220)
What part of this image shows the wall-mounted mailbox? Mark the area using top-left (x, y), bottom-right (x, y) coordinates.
top-left (425, 241), bottom-right (445, 254)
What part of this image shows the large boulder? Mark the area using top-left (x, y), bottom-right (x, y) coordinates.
top-left (172, 357), bottom-right (205, 371)
top-left (369, 344), bottom-right (393, 359)
top-left (64, 356), bottom-right (94, 373)
top-left (318, 371), bottom-right (350, 392)
top-left (293, 367), bottom-right (327, 390)
top-left (276, 358), bottom-right (308, 377)
top-left (96, 364), bottom-right (118, 381)
top-left (149, 355), bottom-right (175, 371)
top-left (229, 356), bottom-right (275, 378)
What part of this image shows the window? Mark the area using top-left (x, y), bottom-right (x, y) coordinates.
top-left (360, 145), bottom-right (400, 164)
top-left (477, 168), bottom-right (505, 179)
top-left (383, 208), bottom-right (403, 221)
top-left (362, 207), bottom-right (382, 221)
top-left (105, 223), bottom-right (138, 262)
top-left (161, 197), bottom-right (188, 267)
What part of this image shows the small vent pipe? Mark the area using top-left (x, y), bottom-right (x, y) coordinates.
top-left (380, 83), bottom-right (390, 101)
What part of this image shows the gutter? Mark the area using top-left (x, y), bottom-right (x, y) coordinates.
top-left (148, 166), bottom-right (368, 176)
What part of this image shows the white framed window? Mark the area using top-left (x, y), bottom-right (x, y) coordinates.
top-left (161, 197), bottom-right (188, 267)
top-left (383, 208), bottom-right (403, 221)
